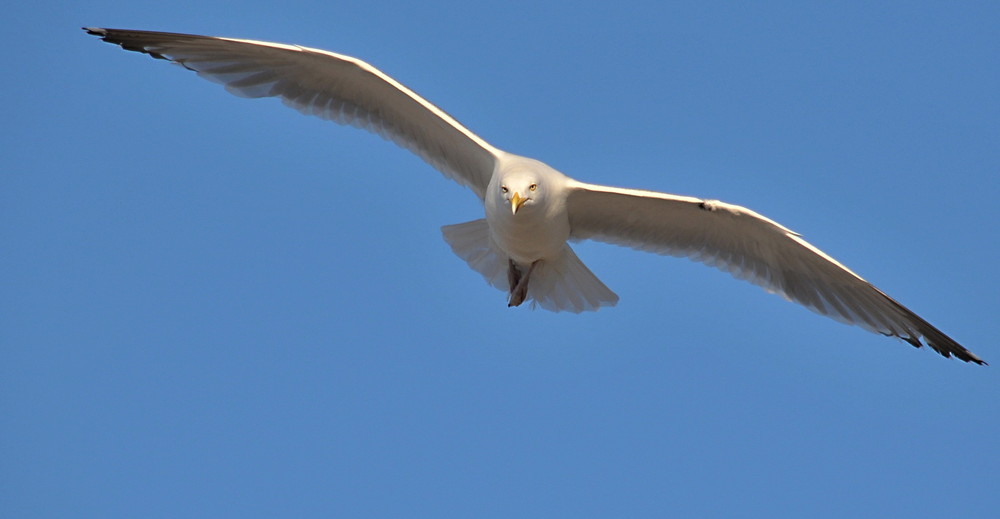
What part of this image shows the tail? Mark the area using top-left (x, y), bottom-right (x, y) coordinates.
top-left (526, 246), bottom-right (619, 312)
top-left (442, 219), bottom-right (619, 313)
top-left (441, 219), bottom-right (508, 292)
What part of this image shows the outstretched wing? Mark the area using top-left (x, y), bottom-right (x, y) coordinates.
top-left (566, 181), bottom-right (984, 364)
top-left (85, 28), bottom-right (500, 199)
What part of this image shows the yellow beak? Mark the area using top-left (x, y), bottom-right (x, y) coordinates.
top-left (511, 192), bottom-right (527, 214)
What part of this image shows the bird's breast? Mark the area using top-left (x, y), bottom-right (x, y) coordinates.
top-left (485, 203), bottom-right (570, 264)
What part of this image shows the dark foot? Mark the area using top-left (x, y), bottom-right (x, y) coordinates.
top-left (507, 259), bottom-right (521, 295)
top-left (507, 260), bottom-right (538, 307)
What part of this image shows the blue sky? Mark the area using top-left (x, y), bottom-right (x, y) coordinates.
top-left (4, 1), bottom-right (999, 517)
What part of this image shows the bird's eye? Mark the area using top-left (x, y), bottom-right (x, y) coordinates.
top-left (501, 186), bottom-right (508, 193)
top-left (529, 184), bottom-right (537, 191)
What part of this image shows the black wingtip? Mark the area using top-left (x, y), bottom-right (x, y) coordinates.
top-left (962, 353), bottom-right (987, 366)
top-left (893, 331), bottom-right (986, 365)
top-left (82, 27), bottom-right (176, 61)
top-left (925, 338), bottom-right (987, 366)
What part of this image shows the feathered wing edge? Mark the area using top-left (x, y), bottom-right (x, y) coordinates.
top-left (565, 182), bottom-right (985, 364)
top-left (84, 27), bottom-right (500, 199)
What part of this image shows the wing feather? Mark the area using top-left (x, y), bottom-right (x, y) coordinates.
top-left (85, 28), bottom-right (499, 198)
top-left (566, 181), bottom-right (984, 364)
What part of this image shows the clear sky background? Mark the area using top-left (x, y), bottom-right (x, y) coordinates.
top-left (3, 1), bottom-right (998, 517)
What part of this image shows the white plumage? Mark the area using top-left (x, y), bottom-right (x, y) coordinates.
top-left (86, 28), bottom-right (984, 364)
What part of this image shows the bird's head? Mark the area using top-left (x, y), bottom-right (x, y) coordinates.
top-left (498, 173), bottom-right (541, 215)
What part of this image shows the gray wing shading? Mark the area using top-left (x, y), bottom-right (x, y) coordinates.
top-left (566, 181), bottom-right (984, 364)
top-left (85, 28), bottom-right (499, 199)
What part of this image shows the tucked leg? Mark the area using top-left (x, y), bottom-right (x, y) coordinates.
top-left (507, 259), bottom-right (521, 295)
top-left (507, 260), bottom-right (539, 307)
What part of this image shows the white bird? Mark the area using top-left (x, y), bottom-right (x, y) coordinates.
top-left (85, 28), bottom-right (984, 364)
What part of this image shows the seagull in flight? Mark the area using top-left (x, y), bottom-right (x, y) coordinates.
top-left (85, 28), bottom-right (985, 364)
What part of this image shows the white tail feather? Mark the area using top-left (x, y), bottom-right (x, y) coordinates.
top-left (441, 219), bottom-right (508, 292)
top-left (441, 219), bottom-right (618, 312)
top-left (526, 246), bottom-right (619, 312)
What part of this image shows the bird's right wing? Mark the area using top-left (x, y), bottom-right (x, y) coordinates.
top-left (566, 181), bottom-right (984, 364)
top-left (85, 28), bottom-right (501, 199)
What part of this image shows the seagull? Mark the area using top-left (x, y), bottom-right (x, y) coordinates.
top-left (85, 27), bottom-right (985, 364)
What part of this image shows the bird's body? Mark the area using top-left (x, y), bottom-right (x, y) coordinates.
top-left (86, 27), bottom-right (985, 364)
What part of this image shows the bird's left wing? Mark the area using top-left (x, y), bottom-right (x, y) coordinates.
top-left (566, 181), bottom-right (984, 363)
top-left (85, 28), bottom-right (500, 199)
